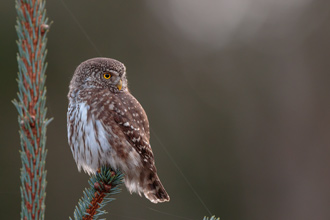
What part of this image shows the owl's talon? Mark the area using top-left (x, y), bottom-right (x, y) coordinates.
top-left (110, 171), bottom-right (116, 177)
top-left (94, 182), bottom-right (102, 191)
top-left (94, 181), bottom-right (112, 192)
top-left (104, 184), bottom-right (112, 192)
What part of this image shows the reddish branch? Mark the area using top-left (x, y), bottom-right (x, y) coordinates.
top-left (83, 191), bottom-right (106, 220)
top-left (83, 182), bottom-right (112, 220)
top-left (19, 0), bottom-right (47, 219)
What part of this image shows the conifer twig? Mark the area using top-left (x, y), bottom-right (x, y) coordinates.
top-left (13, 0), bottom-right (51, 219)
top-left (71, 166), bottom-right (123, 220)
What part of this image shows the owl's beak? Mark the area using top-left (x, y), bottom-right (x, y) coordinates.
top-left (117, 80), bottom-right (122, 91)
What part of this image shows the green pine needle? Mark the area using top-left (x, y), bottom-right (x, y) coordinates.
top-left (15, 0), bottom-right (50, 219)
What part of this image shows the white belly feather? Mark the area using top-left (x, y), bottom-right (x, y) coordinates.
top-left (67, 101), bottom-right (141, 177)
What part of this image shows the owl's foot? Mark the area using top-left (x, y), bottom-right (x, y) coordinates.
top-left (110, 171), bottom-right (116, 177)
top-left (94, 181), bottom-right (112, 193)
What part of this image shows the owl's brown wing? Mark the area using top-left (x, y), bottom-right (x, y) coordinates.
top-left (111, 91), bottom-right (156, 169)
top-left (86, 89), bottom-right (169, 203)
top-left (109, 92), bottom-right (170, 203)
top-left (87, 89), bottom-right (155, 169)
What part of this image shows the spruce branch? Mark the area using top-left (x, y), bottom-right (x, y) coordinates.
top-left (70, 166), bottom-right (124, 220)
top-left (13, 0), bottom-right (50, 219)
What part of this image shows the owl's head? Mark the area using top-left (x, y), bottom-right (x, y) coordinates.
top-left (70, 57), bottom-right (128, 92)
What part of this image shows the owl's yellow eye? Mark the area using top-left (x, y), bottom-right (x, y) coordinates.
top-left (103, 73), bottom-right (111, 79)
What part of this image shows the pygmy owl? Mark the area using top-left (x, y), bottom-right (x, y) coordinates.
top-left (67, 57), bottom-right (170, 203)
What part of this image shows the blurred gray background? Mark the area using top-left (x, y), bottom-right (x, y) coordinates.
top-left (1, 0), bottom-right (330, 219)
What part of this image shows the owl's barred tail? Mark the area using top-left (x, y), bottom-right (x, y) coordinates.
top-left (144, 174), bottom-right (170, 203)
